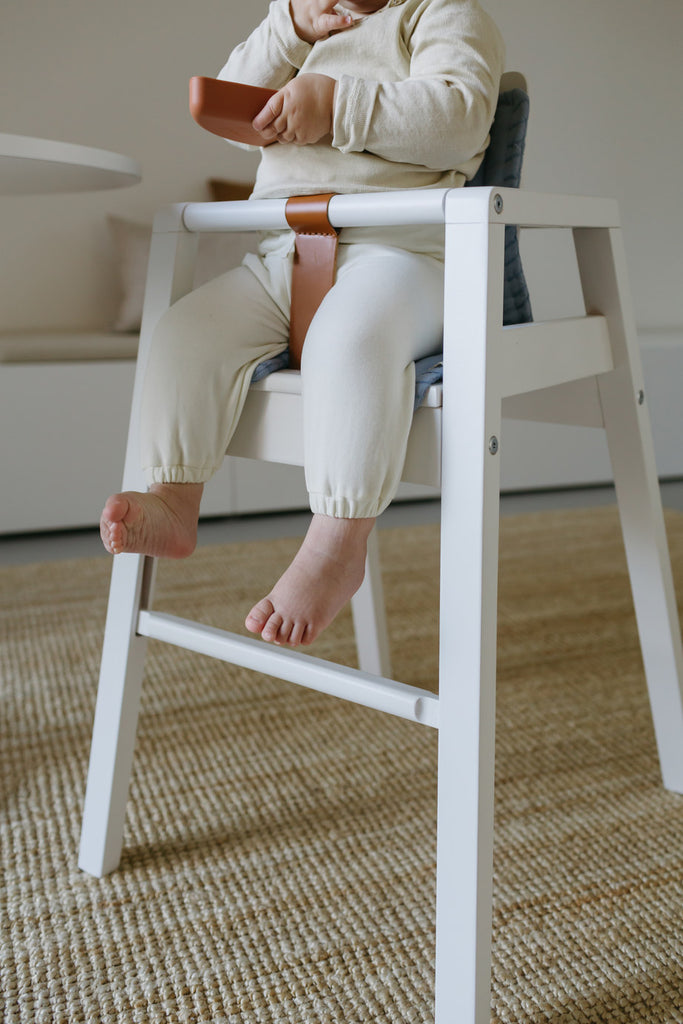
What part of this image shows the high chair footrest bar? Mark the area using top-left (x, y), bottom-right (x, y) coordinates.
top-left (137, 611), bottom-right (439, 728)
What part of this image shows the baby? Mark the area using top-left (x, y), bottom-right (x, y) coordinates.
top-left (100, 0), bottom-right (504, 647)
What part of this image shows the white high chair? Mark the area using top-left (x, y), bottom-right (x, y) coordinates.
top-left (79, 78), bottom-right (683, 1023)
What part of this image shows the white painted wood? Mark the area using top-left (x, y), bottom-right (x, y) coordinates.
top-left (137, 610), bottom-right (437, 727)
top-left (401, 404), bottom-right (443, 486)
top-left (79, 214), bottom-right (200, 876)
top-left (501, 376), bottom-right (605, 427)
top-left (634, 331), bottom-right (683, 478)
top-left (229, 375), bottom-right (442, 486)
top-left (433, 208), bottom-right (505, 1024)
top-left (496, 315), bottom-right (612, 396)
top-left (0, 131), bottom-right (140, 195)
top-left (350, 528), bottom-right (392, 678)
top-left (494, 188), bottom-right (620, 230)
top-left (181, 187), bottom-right (620, 236)
top-left (77, 552), bottom-right (153, 877)
top-left (181, 189), bottom-right (450, 234)
top-left (228, 374), bottom-right (446, 488)
top-left (227, 387), bottom-right (305, 465)
top-left (575, 226), bottom-right (683, 793)
top-left (122, 210), bottom-right (199, 492)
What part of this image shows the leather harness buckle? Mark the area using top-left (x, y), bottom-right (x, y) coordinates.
top-left (285, 193), bottom-right (339, 370)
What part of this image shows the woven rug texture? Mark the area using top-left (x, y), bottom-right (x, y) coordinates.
top-left (1, 506), bottom-right (683, 1023)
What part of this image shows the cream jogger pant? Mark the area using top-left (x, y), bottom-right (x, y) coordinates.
top-left (141, 230), bottom-right (445, 519)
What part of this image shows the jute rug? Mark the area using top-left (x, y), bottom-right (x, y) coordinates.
top-left (2, 506), bottom-right (683, 1024)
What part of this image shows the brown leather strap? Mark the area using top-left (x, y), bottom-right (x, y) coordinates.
top-left (285, 193), bottom-right (339, 369)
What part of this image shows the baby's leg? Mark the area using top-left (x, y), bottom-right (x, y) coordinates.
top-left (101, 263), bottom-right (289, 557)
top-left (246, 243), bottom-right (444, 646)
top-left (302, 244), bottom-right (444, 519)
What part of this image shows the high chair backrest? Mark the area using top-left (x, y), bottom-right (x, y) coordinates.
top-left (467, 72), bottom-right (532, 326)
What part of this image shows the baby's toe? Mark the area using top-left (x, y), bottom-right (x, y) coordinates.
top-left (245, 598), bottom-right (275, 635)
top-left (276, 618), bottom-right (299, 646)
top-left (102, 494), bottom-right (130, 525)
top-left (287, 620), bottom-right (308, 647)
top-left (261, 611), bottom-right (284, 644)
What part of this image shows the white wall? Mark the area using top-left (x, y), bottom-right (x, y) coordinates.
top-left (2, 0), bottom-right (682, 334)
top-left (1, 0), bottom-right (269, 330)
top-left (488, 0), bottom-right (683, 329)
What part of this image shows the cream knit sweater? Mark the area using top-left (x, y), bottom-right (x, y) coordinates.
top-left (218, 0), bottom-right (505, 200)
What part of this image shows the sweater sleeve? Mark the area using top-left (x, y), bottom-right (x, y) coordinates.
top-left (332, 0), bottom-right (506, 172)
top-left (217, 0), bottom-right (311, 90)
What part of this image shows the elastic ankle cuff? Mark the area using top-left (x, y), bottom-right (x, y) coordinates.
top-left (309, 492), bottom-right (388, 519)
top-left (144, 465), bottom-right (213, 486)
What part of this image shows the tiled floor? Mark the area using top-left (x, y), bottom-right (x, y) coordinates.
top-left (2, 480), bottom-right (683, 566)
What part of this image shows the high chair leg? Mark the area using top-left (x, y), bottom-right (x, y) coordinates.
top-left (434, 434), bottom-right (501, 1024)
top-left (605, 390), bottom-right (683, 793)
top-left (79, 209), bottom-right (199, 877)
top-left (350, 527), bottom-right (392, 677)
top-left (78, 553), bottom-right (152, 876)
top-left (574, 226), bottom-right (683, 793)
top-left (433, 211), bottom-right (505, 1024)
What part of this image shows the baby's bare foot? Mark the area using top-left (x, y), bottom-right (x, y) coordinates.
top-left (245, 514), bottom-right (375, 647)
top-left (100, 483), bottom-right (203, 558)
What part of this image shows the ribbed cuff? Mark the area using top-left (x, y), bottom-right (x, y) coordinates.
top-left (332, 75), bottom-right (379, 153)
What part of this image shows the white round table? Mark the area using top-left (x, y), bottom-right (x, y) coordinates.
top-left (0, 132), bottom-right (141, 195)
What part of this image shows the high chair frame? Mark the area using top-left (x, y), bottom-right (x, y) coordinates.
top-left (79, 184), bottom-right (683, 1024)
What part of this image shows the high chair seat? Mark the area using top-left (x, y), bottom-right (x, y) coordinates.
top-left (78, 77), bottom-right (683, 1024)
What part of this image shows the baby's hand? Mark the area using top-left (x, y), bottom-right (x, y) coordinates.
top-left (252, 74), bottom-right (336, 146)
top-left (290, 0), bottom-right (353, 43)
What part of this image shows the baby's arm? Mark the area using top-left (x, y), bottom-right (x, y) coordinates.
top-left (333, 0), bottom-right (506, 173)
top-left (218, 1), bottom-right (352, 148)
top-left (217, 3), bottom-right (305, 91)
top-left (218, 0), bottom-right (351, 91)
top-left (249, 2), bottom-right (357, 145)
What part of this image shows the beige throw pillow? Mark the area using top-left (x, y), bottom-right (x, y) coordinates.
top-left (108, 180), bottom-right (257, 332)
